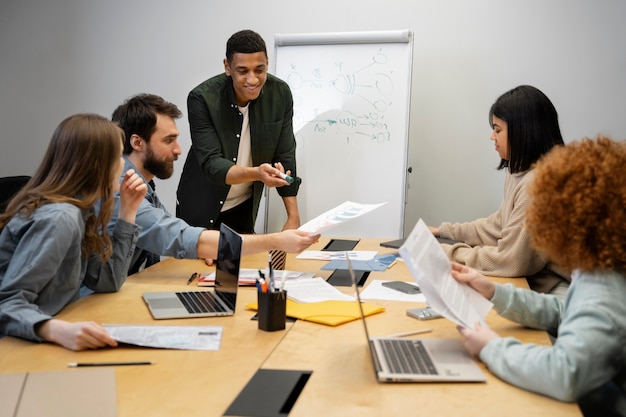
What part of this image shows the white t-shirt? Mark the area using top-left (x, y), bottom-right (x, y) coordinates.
top-left (222, 104), bottom-right (253, 212)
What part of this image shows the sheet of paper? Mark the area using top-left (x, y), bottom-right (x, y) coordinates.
top-left (198, 268), bottom-right (315, 286)
top-left (283, 277), bottom-right (355, 303)
top-left (296, 250), bottom-right (377, 261)
top-left (298, 201), bottom-right (387, 235)
top-left (103, 325), bottom-right (223, 350)
top-left (320, 253), bottom-right (399, 271)
top-left (358, 279), bottom-right (427, 302)
top-left (398, 219), bottom-right (493, 328)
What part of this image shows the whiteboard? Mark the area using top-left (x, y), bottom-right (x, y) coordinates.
top-left (266, 30), bottom-right (413, 238)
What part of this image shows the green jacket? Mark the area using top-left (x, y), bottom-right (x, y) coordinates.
top-left (176, 73), bottom-right (300, 229)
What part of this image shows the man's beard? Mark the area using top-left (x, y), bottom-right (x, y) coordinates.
top-left (144, 147), bottom-right (175, 180)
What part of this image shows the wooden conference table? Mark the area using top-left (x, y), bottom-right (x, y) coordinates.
top-left (0, 238), bottom-right (581, 417)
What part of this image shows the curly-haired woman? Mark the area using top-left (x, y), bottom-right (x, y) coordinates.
top-left (452, 136), bottom-right (626, 416)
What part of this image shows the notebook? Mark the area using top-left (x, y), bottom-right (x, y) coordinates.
top-left (142, 223), bottom-right (242, 319)
top-left (347, 256), bottom-right (486, 382)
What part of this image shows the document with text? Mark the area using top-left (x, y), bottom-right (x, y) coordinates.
top-left (103, 325), bottom-right (223, 350)
top-left (398, 219), bottom-right (493, 329)
top-left (298, 201), bottom-right (386, 235)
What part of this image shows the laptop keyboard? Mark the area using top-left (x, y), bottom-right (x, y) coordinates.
top-left (175, 291), bottom-right (227, 314)
top-left (378, 339), bottom-right (438, 375)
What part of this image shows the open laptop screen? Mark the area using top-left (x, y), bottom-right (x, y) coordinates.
top-left (214, 223), bottom-right (242, 310)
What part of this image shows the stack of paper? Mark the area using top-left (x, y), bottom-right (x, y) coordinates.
top-left (197, 269), bottom-right (315, 287)
top-left (282, 277), bottom-right (355, 303)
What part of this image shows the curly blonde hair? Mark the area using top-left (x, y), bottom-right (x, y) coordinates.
top-left (526, 136), bottom-right (626, 272)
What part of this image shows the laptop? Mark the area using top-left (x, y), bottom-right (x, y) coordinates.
top-left (142, 223), bottom-right (242, 319)
top-left (347, 256), bottom-right (486, 382)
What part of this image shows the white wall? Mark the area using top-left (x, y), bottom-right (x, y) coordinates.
top-left (1, 0), bottom-right (625, 237)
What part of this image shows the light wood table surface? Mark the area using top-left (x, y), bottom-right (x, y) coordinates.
top-left (0, 237), bottom-right (582, 416)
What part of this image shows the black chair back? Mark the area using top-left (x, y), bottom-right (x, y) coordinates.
top-left (0, 176), bottom-right (31, 213)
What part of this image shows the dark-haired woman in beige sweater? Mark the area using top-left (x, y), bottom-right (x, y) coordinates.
top-left (430, 85), bottom-right (569, 294)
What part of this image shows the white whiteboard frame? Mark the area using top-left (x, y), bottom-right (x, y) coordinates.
top-left (262, 30), bottom-right (413, 238)
top-left (274, 30), bottom-right (412, 46)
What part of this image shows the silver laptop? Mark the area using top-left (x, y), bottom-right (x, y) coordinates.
top-left (142, 224), bottom-right (242, 319)
top-left (347, 255), bottom-right (486, 383)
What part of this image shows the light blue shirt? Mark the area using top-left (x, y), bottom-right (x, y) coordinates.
top-left (111, 157), bottom-right (205, 274)
top-left (482, 270), bottom-right (626, 414)
top-left (0, 203), bottom-right (140, 342)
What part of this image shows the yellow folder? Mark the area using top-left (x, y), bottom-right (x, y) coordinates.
top-left (247, 299), bottom-right (385, 326)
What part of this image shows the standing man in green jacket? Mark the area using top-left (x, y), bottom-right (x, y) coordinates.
top-left (177, 29), bottom-right (300, 235)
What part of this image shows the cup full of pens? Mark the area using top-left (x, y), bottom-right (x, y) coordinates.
top-left (256, 253), bottom-right (287, 332)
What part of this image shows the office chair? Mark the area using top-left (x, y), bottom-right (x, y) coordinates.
top-left (0, 176), bottom-right (31, 213)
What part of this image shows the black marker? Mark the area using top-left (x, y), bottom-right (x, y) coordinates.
top-left (186, 272), bottom-right (198, 285)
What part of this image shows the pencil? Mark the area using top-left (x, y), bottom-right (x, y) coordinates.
top-left (67, 361), bottom-right (153, 367)
top-left (384, 328), bottom-right (432, 338)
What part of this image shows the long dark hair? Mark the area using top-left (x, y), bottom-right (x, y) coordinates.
top-left (490, 85), bottom-right (564, 173)
top-left (0, 113), bottom-right (123, 260)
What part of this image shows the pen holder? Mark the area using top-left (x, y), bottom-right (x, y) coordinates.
top-left (257, 290), bottom-right (287, 332)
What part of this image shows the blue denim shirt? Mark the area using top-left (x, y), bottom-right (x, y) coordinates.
top-left (0, 203), bottom-right (140, 342)
top-left (482, 270), bottom-right (626, 413)
top-left (110, 157), bottom-right (204, 274)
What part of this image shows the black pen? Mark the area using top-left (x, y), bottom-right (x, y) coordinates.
top-left (187, 272), bottom-right (198, 285)
top-left (67, 361), bottom-right (153, 367)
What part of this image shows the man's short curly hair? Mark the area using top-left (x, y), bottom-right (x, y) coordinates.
top-left (226, 29), bottom-right (266, 63)
top-left (526, 135), bottom-right (626, 272)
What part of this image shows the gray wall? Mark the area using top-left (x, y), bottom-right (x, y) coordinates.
top-left (2, 0), bottom-right (625, 237)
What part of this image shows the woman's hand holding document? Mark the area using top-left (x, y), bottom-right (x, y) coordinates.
top-left (398, 219), bottom-right (493, 329)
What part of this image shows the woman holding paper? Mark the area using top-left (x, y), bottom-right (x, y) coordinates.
top-left (0, 114), bottom-right (146, 351)
top-left (429, 85), bottom-right (568, 295)
top-left (452, 137), bottom-right (626, 416)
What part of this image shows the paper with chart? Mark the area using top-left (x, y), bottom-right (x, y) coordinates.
top-left (298, 201), bottom-right (387, 235)
top-left (398, 219), bottom-right (493, 329)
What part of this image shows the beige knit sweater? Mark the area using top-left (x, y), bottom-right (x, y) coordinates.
top-left (438, 169), bottom-right (569, 293)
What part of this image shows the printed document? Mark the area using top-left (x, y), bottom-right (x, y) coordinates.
top-left (398, 219), bottom-right (493, 328)
top-left (103, 324), bottom-right (223, 350)
top-left (283, 277), bottom-right (355, 303)
top-left (298, 201), bottom-right (386, 235)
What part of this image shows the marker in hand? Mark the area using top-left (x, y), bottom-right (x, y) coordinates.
top-left (278, 172), bottom-right (294, 184)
